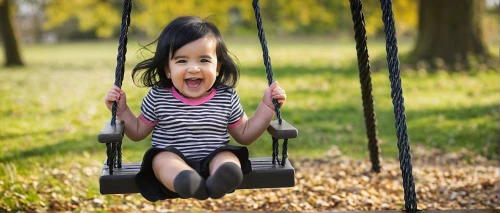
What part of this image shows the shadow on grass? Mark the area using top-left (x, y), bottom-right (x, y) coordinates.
top-left (242, 57), bottom-right (498, 82)
top-left (255, 101), bottom-right (499, 160)
top-left (2, 102), bottom-right (497, 167)
top-left (403, 103), bottom-right (499, 156)
top-left (0, 132), bottom-right (150, 166)
top-left (240, 64), bottom-right (360, 79)
top-left (0, 129), bottom-right (59, 140)
top-left (0, 134), bottom-right (100, 164)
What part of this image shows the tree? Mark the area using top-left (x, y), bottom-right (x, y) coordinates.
top-left (42, 0), bottom-right (420, 39)
top-left (408, 0), bottom-right (494, 70)
top-left (44, 0), bottom-right (236, 38)
top-left (0, 0), bottom-right (24, 66)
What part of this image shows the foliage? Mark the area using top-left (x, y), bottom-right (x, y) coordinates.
top-left (131, 0), bottom-right (236, 37)
top-left (44, 0), bottom-right (121, 38)
top-left (360, 0), bottom-right (418, 36)
top-left (42, 0), bottom-right (419, 38)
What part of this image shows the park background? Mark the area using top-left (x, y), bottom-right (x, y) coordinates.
top-left (0, 0), bottom-right (499, 211)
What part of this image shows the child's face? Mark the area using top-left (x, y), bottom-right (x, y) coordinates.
top-left (166, 36), bottom-right (220, 99)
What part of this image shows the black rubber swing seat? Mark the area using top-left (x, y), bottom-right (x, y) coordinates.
top-left (97, 119), bottom-right (298, 195)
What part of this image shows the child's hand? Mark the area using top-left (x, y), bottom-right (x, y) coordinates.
top-left (104, 85), bottom-right (128, 115)
top-left (262, 81), bottom-right (286, 110)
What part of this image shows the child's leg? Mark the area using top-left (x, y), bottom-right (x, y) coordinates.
top-left (206, 151), bottom-right (243, 199)
top-left (152, 151), bottom-right (208, 200)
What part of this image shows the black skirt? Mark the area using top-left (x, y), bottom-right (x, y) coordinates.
top-left (135, 145), bottom-right (252, 202)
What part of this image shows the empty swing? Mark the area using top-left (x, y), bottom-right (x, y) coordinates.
top-left (97, 0), bottom-right (298, 195)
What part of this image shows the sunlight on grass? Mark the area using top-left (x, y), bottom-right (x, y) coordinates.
top-left (1, 39), bottom-right (498, 162)
top-left (0, 38), bottom-right (498, 211)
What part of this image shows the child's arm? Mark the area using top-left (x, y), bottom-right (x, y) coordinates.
top-left (228, 82), bottom-right (286, 145)
top-left (116, 107), bottom-right (154, 141)
top-left (105, 86), bottom-right (154, 141)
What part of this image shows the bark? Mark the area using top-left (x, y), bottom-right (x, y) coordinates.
top-left (0, 0), bottom-right (24, 67)
top-left (409, 0), bottom-right (493, 70)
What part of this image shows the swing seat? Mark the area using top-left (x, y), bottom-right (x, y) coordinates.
top-left (98, 119), bottom-right (298, 195)
top-left (99, 157), bottom-right (294, 195)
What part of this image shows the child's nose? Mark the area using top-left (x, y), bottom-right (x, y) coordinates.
top-left (187, 65), bottom-right (201, 72)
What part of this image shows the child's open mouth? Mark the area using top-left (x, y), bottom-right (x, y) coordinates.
top-left (185, 78), bottom-right (202, 88)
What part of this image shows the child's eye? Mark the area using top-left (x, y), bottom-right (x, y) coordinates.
top-left (176, 60), bottom-right (187, 63)
top-left (201, 59), bottom-right (210, 63)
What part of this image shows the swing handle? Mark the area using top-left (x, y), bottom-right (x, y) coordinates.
top-left (267, 120), bottom-right (297, 139)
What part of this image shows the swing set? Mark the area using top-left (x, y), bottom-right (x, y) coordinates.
top-left (97, 0), bottom-right (499, 212)
top-left (98, 0), bottom-right (297, 195)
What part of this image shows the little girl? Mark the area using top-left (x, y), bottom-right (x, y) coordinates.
top-left (104, 16), bottom-right (286, 202)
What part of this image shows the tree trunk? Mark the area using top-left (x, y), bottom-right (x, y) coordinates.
top-left (0, 0), bottom-right (24, 67)
top-left (409, 0), bottom-right (492, 70)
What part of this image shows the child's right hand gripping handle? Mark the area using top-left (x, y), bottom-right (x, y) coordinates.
top-left (99, 86), bottom-right (128, 143)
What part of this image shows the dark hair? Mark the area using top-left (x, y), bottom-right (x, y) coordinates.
top-left (132, 16), bottom-right (239, 89)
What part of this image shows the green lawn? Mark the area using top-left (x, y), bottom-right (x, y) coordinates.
top-left (0, 37), bottom-right (498, 211)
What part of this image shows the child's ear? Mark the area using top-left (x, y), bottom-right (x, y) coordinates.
top-left (217, 63), bottom-right (221, 76)
top-left (165, 66), bottom-right (171, 78)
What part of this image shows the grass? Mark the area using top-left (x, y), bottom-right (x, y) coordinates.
top-left (0, 37), bottom-right (498, 211)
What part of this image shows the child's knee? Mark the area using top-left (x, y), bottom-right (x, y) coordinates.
top-left (151, 151), bottom-right (190, 188)
top-left (209, 151), bottom-right (241, 174)
top-left (152, 151), bottom-right (182, 167)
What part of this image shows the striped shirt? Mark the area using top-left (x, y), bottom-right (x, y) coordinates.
top-left (139, 85), bottom-right (244, 160)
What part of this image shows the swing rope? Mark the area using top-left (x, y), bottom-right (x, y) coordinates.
top-left (111, 0), bottom-right (132, 126)
top-left (348, 0), bottom-right (382, 173)
top-left (251, 0), bottom-right (283, 124)
top-left (252, 0), bottom-right (289, 166)
top-left (106, 0), bottom-right (132, 174)
top-left (379, 0), bottom-right (418, 211)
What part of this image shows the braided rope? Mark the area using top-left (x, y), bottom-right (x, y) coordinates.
top-left (111, 0), bottom-right (132, 126)
top-left (272, 137), bottom-right (280, 165)
top-left (253, 0), bottom-right (293, 166)
top-left (109, 143), bottom-right (117, 175)
top-left (252, 0), bottom-right (282, 124)
top-left (106, 143), bottom-right (112, 166)
top-left (379, 0), bottom-right (418, 211)
top-left (116, 141), bottom-right (122, 168)
top-left (281, 139), bottom-right (288, 166)
top-left (349, 0), bottom-right (381, 173)
top-left (106, 0), bottom-right (132, 174)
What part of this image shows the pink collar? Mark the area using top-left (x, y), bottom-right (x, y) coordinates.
top-left (170, 87), bottom-right (216, 105)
